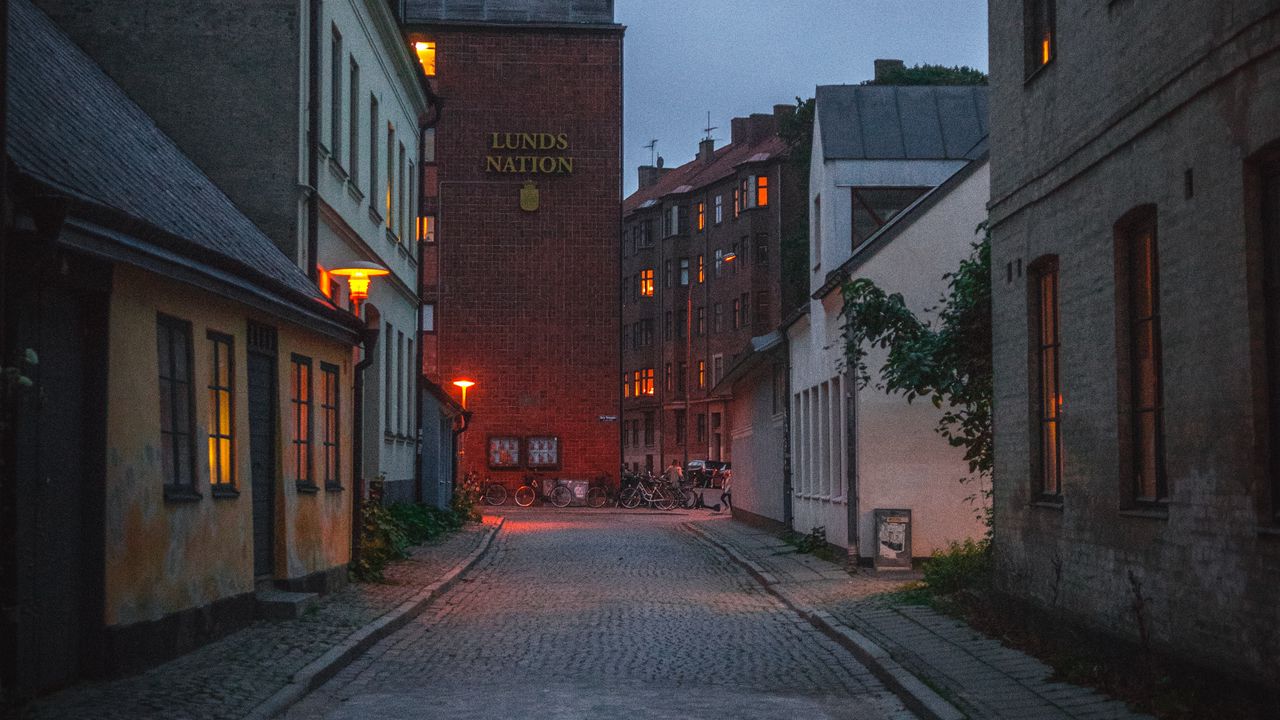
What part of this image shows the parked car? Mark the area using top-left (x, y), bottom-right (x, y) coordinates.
top-left (686, 460), bottom-right (730, 488)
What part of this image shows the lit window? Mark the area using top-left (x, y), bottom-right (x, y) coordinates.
top-left (290, 354), bottom-right (314, 489)
top-left (697, 201), bottom-right (705, 231)
top-left (207, 332), bottom-right (235, 489)
top-left (623, 372), bottom-right (631, 398)
top-left (643, 368), bottom-right (655, 395)
top-left (696, 255), bottom-right (704, 283)
top-left (756, 175), bottom-right (769, 207)
top-left (1030, 257), bottom-right (1062, 500)
top-left (418, 215), bottom-right (436, 243)
top-left (640, 269), bottom-right (654, 296)
top-left (698, 360), bottom-right (706, 389)
top-left (732, 188), bottom-right (740, 218)
top-left (633, 370), bottom-right (643, 398)
top-left (1024, 0), bottom-right (1055, 77)
top-left (414, 41), bottom-right (437, 77)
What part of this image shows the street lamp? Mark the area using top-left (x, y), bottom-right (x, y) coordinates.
top-left (452, 379), bottom-right (475, 409)
top-left (329, 260), bottom-right (390, 316)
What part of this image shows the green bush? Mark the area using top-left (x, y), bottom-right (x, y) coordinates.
top-left (352, 496), bottom-right (474, 582)
top-left (923, 538), bottom-right (992, 596)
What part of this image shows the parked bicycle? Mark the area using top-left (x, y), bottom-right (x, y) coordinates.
top-left (619, 470), bottom-right (676, 510)
top-left (585, 473), bottom-right (611, 508)
top-left (513, 473), bottom-right (574, 508)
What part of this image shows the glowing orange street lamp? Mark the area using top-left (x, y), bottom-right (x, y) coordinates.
top-left (452, 379), bottom-right (475, 409)
top-left (329, 261), bottom-right (390, 316)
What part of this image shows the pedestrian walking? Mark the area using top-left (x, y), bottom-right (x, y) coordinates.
top-left (719, 469), bottom-right (732, 512)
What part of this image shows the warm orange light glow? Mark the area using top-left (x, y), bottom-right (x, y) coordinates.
top-left (756, 176), bottom-right (769, 207)
top-left (640, 269), bottom-right (654, 296)
top-left (330, 261), bottom-right (390, 314)
top-left (452, 379), bottom-right (475, 408)
top-left (317, 266), bottom-right (333, 298)
top-left (414, 41), bottom-right (437, 77)
top-left (1041, 34), bottom-right (1052, 65)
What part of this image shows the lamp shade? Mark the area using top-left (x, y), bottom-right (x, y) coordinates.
top-left (329, 261), bottom-right (390, 301)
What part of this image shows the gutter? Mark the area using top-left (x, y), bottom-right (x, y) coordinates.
top-left (306, 0), bottom-right (321, 282)
top-left (351, 323), bottom-right (379, 565)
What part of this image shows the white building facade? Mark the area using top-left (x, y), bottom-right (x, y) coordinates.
top-left (787, 84), bottom-right (988, 560)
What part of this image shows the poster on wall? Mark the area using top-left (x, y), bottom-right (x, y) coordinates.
top-left (873, 508), bottom-right (912, 570)
top-left (526, 436), bottom-right (560, 470)
top-left (487, 436), bottom-right (521, 469)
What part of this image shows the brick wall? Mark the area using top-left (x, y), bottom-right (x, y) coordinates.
top-left (422, 25), bottom-right (623, 480)
top-left (988, 0), bottom-right (1280, 684)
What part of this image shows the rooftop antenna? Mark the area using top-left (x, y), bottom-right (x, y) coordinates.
top-left (644, 139), bottom-right (659, 165)
top-left (702, 111), bottom-right (718, 141)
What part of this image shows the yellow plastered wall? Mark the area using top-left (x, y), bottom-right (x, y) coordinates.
top-left (104, 265), bottom-right (353, 627)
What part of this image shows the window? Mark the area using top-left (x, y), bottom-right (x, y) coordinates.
top-left (732, 298), bottom-right (741, 329)
top-left (643, 219), bottom-right (654, 246)
top-left (679, 258), bottom-right (689, 286)
top-left (386, 125), bottom-right (395, 230)
top-left (157, 315), bottom-right (196, 494)
top-left (644, 411), bottom-right (655, 446)
top-left (712, 304), bottom-right (722, 334)
top-left (320, 363), bottom-right (341, 490)
top-left (330, 26), bottom-right (343, 160)
top-left (696, 413), bottom-right (707, 443)
top-left (712, 354), bottom-right (724, 387)
top-left (369, 96), bottom-right (379, 217)
top-left (675, 409), bottom-right (687, 444)
top-left (698, 360), bottom-right (706, 389)
top-left (1031, 257), bottom-right (1062, 500)
top-left (756, 233), bottom-right (769, 265)
top-left (714, 195), bottom-right (723, 225)
top-left (813, 194), bottom-right (822, 269)
top-left (631, 322), bottom-right (641, 350)
top-left (419, 215), bottom-right (436, 244)
top-left (632, 370), bottom-right (643, 398)
top-left (756, 174), bottom-right (769, 207)
top-left (623, 372), bottom-right (631, 398)
top-left (384, 322), bottom-right (394, 429)
top-left (290, 354), bottom-right (315, 489)
top-left (755, 291), bottom-right (769, 326)
top-left (348, 59), bottom-right (359, 187)
top-left (851, 187), bottom-right (928, 247)
top-left (1024, 0), bottom-right (1055, 78)
top-left (677, 362), bottom-right (687, 393)
top-left (423, 303), bottom-right (436, 333)
top-left (1118, 210), bottom-right (1166, 504)
top-left (738, 237), bottom-right (749, 265)
top-left (1259, 150), bottom-right (1280, 520)
top-left (397, 142), bottom-right (406, 239)
top-left (207, 331), bottom-right (236, 491)
top-left (630, 420), bottom-right (639, 448)
top-left (696, 201), bottom-right (705, 231)
top-left (740, 292), bottom-right (751, 326)
top-left (664, 363), bottom-right (673, 392)
top-left (640, 268), bottom-right (654, 296)
top-left (665, 311), bottom-right (673, 339)
top-left (695, 306), bottom-right (706, 336)
top-left (677, 308), bottom-right (687, 338)
top-left (414, 40), bottom-right (437, 77)
top-left (643, 319), bottom-right (654, 346)
top-left (696, 254), bottom-right (705, 283)
top-left (664, 260), bottom-right (673, 288)
top-left (642, 368), bottom-right (655, 396)
top-left (732, 188), bottom-right (740, 218)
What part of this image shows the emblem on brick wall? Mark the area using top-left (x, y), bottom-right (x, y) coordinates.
top-left (520, 181), bottom-right (539, 212)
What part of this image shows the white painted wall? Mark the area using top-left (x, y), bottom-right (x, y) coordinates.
top-left (727, 359), bottom-right (787, 525)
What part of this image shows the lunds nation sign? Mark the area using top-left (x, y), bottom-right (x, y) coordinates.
top-left (485, 132), bottom-right (574, 174)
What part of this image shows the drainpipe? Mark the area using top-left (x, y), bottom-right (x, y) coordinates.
top-left (781, 333), bottom-right (794, 531)
top-left (306, 0), bottom-right (321, 282)
top-left (413, 79), bottom-right (441, 505)
top-left (352, 325), bottom-right (379, 564)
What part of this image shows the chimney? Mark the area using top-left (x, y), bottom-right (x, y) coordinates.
top-left (874, 58), bottom-right (905, 83)
top-left (698, 137), bottom-right (715, 164)
top-left (730, 117), bottom-right (750, 145)
top-left (773, 104), bottom-right (796, 120)
top-left (638, 165), bottom-right (660, 189)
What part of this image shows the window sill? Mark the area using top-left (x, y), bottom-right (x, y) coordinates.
top-left (295, 481), bottom-right (321, 495)
top-left (325, 483), bottom-right (344, 493)
top-left (164, 486), bottom-right (203, 503)
top-left (386, 228), bottom-right (401, 245)
top-left (1118, 507), bottom-right (1168, 520)
top-left (346, 182), bottom-right (364, 204)
top-left (1030, 499), bottom-right (1063, 510)
top-left (211, 485), bottom-right (241, 499)
top-left (327, 157), bottom-right (348, 182)
top-left (368, 206), bottom-right (384, 226)
top-left (1023, 58), bottom-right (1054, 85)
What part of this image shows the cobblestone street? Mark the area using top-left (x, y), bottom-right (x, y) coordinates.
top-left (285, 510), bottom-right (915, 720)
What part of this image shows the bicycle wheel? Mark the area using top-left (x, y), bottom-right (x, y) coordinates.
top-left (587, 486), bottom-right (608, 508)
top-left (619, 485), bottom-right (642, 509)
top-left (654, 486), bottom-right (677, 511)
top-left (681, 488), bottom-right (698, 509)
top-left (483, 483), bottom-right (507, 506)
top-left (514, 485), bottom-right (536, 507)
top-left (550, 485), bottom-right (573, 508)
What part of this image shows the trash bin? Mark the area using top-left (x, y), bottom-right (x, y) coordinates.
top-left (873, 509), bottom-right (912, 570)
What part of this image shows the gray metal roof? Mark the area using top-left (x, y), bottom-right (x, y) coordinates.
top-left (7, 0), bottom-right (335, 310)
top-left (816, 85), bottom-right (988, 160)
top-left (404, 0), bottom-right (616, 25)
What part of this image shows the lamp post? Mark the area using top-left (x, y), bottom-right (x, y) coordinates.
top-left (452, 379), bottom-right (475, 409)
top-left (329, 260), bottom-right (390, 316)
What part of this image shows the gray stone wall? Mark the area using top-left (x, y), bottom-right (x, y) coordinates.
top-left (988, 0), bottom-right (1280, 684)
top-left (33, 0), bottom-right (303, 260)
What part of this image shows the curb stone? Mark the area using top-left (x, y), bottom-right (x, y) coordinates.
top-left (245, 517), bottom-right (505, 720)
top-left (685, 522), bottom-right (966, 720)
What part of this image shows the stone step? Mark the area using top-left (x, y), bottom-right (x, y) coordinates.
top-left (254, 588), bottom-right (319, 620)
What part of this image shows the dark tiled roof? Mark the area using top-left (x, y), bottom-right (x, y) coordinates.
top-left (7, 0), bottom-right (333, 308)
top-left (404, 0), bottom-right (616, 26)
top-left (816, 85), bottom-right (988, 160)
top-left (623, 135), bottom-right (787, 216)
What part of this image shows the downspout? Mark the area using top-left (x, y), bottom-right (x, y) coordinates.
top-left (413, 76), bottom-right (441, 504)
top-left (306, 0), bottom-right (321, 281)
top-left (352, 325), bottom-right (379, 564)
top-left (781, 334), bottom-right (794, 531)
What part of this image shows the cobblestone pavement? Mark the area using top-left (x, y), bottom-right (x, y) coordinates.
top-left (691, 516), bottom-right (1154, 720)
top-left (18, 524), bottom-right (492, 720)
top-left (285, 508), bottom-right (916, 720)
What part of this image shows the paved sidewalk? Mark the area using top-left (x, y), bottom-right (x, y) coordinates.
top-left (690, 516), bottom-right (1153, 720)
top-left (19, 521), bottom-right (498, 720)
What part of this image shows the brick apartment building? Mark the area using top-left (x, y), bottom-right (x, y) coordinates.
top-left (989, 0), bottom-right (1280, 682)
top-left (620, 108), bottom-right (799, 473)
top-left (402, 1), bottom-right (623, 483)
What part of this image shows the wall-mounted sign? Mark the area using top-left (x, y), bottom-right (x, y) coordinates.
top-left (520, 181), bottom-right (539, 212)
top-left (485, 132), bottom-right (574, 175)
top-left (526, 436), bottom-right (560, 470)
top-left (488, 436), bottom-right (521, 469)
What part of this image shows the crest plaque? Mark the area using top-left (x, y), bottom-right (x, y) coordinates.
top-left (519, 181), bottom-right (539, 212)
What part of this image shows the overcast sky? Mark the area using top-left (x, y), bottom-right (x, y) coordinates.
top-left (615, 0), bottom-right (989, 196)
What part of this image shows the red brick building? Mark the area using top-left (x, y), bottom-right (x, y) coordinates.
top-left (403, 1), bottom-right (623, 482)
top-left (620, 108), bottom-right (799, 473)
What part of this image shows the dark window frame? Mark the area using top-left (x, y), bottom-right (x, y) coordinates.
top-left (291, 353), bottom-right (319, 493)
top-left (320, 362), bottom-right (342, 491)
top-left (850, 186), bottom-right (930, 248)
top-left (158, 314), bottom-right (200, 500)
top-left (1029, 257), bottom-right (1062, 503)
top-left (1023, 0), bottom-right (1057, 80)
top-left (207, 330), bottom-right (239, 497)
